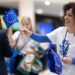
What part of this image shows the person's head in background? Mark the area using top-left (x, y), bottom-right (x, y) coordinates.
top-left (63, 2), bottom-right (75, 32)
top-left (21, 17), bottom-right (33, 31)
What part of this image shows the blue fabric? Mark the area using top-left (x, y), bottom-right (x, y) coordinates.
top-left (8, 48), bottom-right (19, 73)
top-left (72, 57), bottom-right (75, 64)
top-left (30, 33), bottom-right (50, 42)
top-left (3, 9), bottom-right (19, 28)
top-left (45, 48), bottom-right (62, 74)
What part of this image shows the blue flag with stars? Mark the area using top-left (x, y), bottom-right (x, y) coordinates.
top-left (3, 9), bottom-right (19, 28)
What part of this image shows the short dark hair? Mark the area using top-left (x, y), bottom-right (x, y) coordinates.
top-left (63, 2), bottom-right (75, 19)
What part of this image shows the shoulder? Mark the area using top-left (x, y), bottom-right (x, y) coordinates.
top-left (47, 26), bottom-right (66, 35)
top-left (13, 31), bottom-right (20, 39)
top-left (56, 26), bottom-right (67, 34)
top-left (55, 26), bottom-right (66, 32)
top-left (51, 26), bottom-right (67, 34)
top-left (14, 31), bottom-right (20, 35)
top-left (46, 26), bottom-right (66, 38)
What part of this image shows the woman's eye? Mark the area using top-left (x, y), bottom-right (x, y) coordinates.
top-left (68, 14), bottom-right (72, 17)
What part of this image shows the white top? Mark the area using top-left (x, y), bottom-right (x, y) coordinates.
top-left (13, 31), bottom-right (31, 50)
top-left (46, 26), bottom-right (75, 75)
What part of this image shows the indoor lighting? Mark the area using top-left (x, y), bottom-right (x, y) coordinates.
top-left (44, 0), bottom-right (51, 6)
top-left (36, 9), bottom-right (44, 14)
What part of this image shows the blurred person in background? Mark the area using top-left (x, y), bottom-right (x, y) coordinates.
top-left (0, 17), bottom-right (12, 75)
top-left (20, 2), bottom-right (75, 75)
top-left (8, 17), bottom-right (44, 75)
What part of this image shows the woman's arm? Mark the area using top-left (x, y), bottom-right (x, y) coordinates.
top-left (7, 28), bottom-right (16, 48)
top-left (20, 27), bottom-right (51, 43)
top-left (30, 33), bottom-right (51, 43)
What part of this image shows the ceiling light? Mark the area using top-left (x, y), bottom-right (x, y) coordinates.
top-left (36, 9), bottom-right (44, 14)
top-left (44, 0), bottom-right (51, 6)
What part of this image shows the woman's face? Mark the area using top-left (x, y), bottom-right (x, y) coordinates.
top-left (21, 18), bottom-right (31, 30)
top-left (64, 8), bottom-right (75, 27)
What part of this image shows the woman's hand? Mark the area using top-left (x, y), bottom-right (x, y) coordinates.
top-left (61, 57), bottom-right (72, 64)
top-left (21, 48), bottom-right (35, 55)
top-left (20, 27), bottom-right (32, 36)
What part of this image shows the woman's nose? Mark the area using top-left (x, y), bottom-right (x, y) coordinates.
top-left (25, 26), bottom-right (28, 28)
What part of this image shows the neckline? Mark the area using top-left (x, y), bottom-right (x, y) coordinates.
top-left (67, 32), bottom-right (74, 36)
top-left (66, 26), bottom-right (75, 34)
top-left (65, 27), bottom-right (75, 36)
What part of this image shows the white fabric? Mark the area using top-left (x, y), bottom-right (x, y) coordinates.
top-left (46, 26), bottom-right (75, 75)
top-left (13, 31), bottom-right (31, 50)
top-left (39, 69), bottom-right (57, 75)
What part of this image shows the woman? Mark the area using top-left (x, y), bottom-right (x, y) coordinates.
top-left (9, 17), bottom-right (43, 75)
top-left (21, 2), bottom-right (75, 75)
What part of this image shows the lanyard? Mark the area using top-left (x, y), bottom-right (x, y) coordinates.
top-left (62, 30), bottom-right (70, 57)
